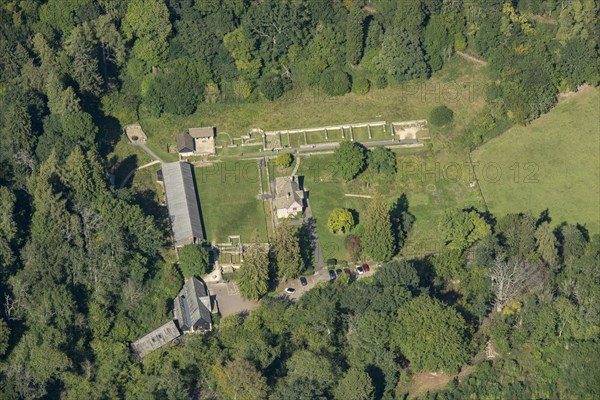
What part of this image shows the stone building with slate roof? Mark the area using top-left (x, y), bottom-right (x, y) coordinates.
top-left (176, 127), bottom-right (216, 156)
top-left (273, 176), bottom-right (305, 218)
top-left (158, 162), bottom-right (204, 248)
top-left (131, 277), bottom-right (214, 358)
top-left (173, 277), bottom-right (213, 333)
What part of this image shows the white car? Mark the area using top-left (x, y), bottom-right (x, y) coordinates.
top-left (284, 287), bottom-right (296, 294)
top-left (355, 265), bottom-right (365, 275)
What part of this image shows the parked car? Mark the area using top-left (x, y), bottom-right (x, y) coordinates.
top-left (362, 264), bottom-right (370, 273)
top-left (326, 258), bottom-right (338, 267)
top-left (355, 265), bottom-right (364, 275)
top-left (343, 268), bottom-right (352, 277)
top-left (284, 287), bottom-right (296, 294)
top-left (328, 270), bottom-right (337, 280)
top-left (376, 263), bottom-right (382, 268)
top-left (335, 269), bottom-right (343, 276)
top-left (299, 277), bottom-right (308, 286)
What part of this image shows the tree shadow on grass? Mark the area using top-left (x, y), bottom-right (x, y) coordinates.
top-left (111, 154), bottom-right (139, 187)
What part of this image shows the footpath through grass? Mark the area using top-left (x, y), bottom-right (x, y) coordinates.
top-left (472, 87), bottom-right (600, 234)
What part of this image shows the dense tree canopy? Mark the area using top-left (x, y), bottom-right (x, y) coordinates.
top-left (0, 0), bottom-right (598, 398)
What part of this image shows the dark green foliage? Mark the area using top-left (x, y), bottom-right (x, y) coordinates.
top-left (238, 242), bottom-right (270, 300)
top-left (430, 105), bottom-right (454, 126)
top-left (345, 7), bottom-right (365, 66)
top-left (0, 1), bottom-right (599, 398)
top-left (367, 146), bottom-right (397, 176)
top-left (332, 141), bottom-right (367, 181)
top-left (178, 244), bottom-right (210, 278)
top-left (320, 68), bottom-right (351, 96)
top-left (259, 74), bottom-right (285, 101)
top-left (393, 296), bottom-right (470, 373)
top-left (142, 58), bottom-right (210, 116)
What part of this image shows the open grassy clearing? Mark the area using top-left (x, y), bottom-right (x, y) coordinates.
top-left (472, 87), bottom-right (600, 234)
top-left (280, 147), bottom-right (485, 261)
top-left (195, 159), bottom-right (271, 243)
top-left (139, 56), bottom-right (487, 155)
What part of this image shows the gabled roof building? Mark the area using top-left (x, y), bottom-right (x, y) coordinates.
top-left (173, 277), bottom-right (212, 333)
top-left (159, 162), bottom-right (204, 247)
top-left (131, 277), bottom-right (214, 358)
top-left (273, 176), bottom-right (305, 218)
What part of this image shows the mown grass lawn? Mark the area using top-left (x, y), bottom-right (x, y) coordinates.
top-left (195, 159), bottom-right (271, 243)
top-left (472, 87), bottom-right (600, 234)
top-left (138, 55), bottom-right (487, 154)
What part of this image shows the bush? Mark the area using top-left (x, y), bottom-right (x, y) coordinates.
top-left (327, 208), bottom-right (355, 234)
top-left (260, 75), bottom-right (285, 101)
top-left (274, 153), bottom-right (293, 168)
top-left (352, 76), bottom-right (370, 95)
top-left (320, 69), bottom-right (351, 96)
top-left (430, 105), bottom-right (454, 126)
top-left (374, 74), bottom-right (388, 89)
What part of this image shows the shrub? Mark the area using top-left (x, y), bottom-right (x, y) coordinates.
top-left (430, 105), bottom-right (454, 126)
top-left (320, 69), bottom-right (351, 96)
top-left (352, 76), bottom-right (370, 95)
top-left (374, 74), bottom-right (388, 89)
top-left (327, 208), bottom-right (355, 234)
top-left (274, 153), bottom-right (293, 168)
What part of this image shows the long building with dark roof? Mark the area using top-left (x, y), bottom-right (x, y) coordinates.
top-left (159, 162), bottom-right (204, 247)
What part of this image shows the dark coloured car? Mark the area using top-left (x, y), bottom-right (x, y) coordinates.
top-left (300, 277), bottom-right (308, 286)
top-left (335, 269), bottom-right (343, 276)
top-left (362, 264), bottom-right (370, 273)
top-left (326, 258), bottom-right (338, 266)
top-left (343, 268), bottom-right (352, 277)
top-left (328, 270), bottom-right (336, 280)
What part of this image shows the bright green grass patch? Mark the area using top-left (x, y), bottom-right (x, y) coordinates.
top-left (472, 87), bottom-right (600, 234)
top-left (195, 160), bottom-right (271, 243)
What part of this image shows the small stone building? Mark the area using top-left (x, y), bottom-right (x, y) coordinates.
top-left (177, 127), bottom-right (216, 157)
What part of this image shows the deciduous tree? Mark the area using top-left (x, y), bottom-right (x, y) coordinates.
top-left (333, 141), bottom-right (367, 181)
top-left (393, 296), bottom-right (470, 373)
top-left (327, 208), bottom-right (355, 234)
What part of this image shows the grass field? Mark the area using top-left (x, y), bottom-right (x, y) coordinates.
top-left (286, 148), bottom-right (484, 261)
top-left (472, 87), bottom-right (600, 234)
top-left (138, 56), bottom-right (487, 154)
top-left (195, 160), bottom-right (271, 243)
